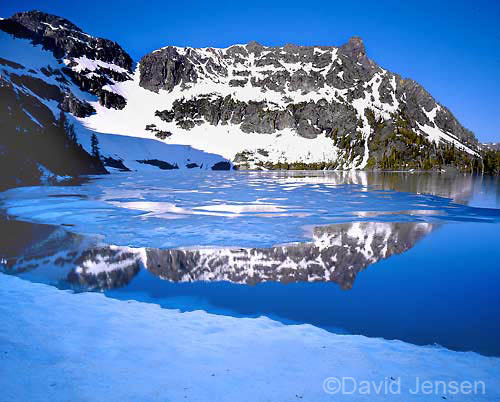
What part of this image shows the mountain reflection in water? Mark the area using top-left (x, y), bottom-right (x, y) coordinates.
top-left (1, 219), bottom-right (434, 291)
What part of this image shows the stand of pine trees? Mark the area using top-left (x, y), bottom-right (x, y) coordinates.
top-left (0, 83), bottom-right (108, 190)
top-left (482, 149), bottom-right (500, 175)
top-left (32, 111), bottom-right (107, 177)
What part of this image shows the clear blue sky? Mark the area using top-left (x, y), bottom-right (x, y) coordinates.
top-left (3, 0), bottom-right (500, 142)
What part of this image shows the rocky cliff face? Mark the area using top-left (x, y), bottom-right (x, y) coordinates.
top-left (139, 38), bottom-right (479, 169)
top-left (1, 11), bottom-right (132, 110)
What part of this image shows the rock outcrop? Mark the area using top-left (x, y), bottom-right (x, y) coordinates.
top-left (1, 10), bottom-right (133, 110)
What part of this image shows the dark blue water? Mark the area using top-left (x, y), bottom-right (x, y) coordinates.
top-left (102, 220), bottom-right (500, 355)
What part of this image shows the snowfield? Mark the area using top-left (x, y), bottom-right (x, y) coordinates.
top-left (1, 272), bottom-right (499, 402)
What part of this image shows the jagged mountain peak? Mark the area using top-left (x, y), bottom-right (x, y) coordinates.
top-left (339, 36), bottom-right (370, 65)
top-left (246, 40), bottom-right (265, 52)
top-left (341, 36), bottom-right (365, 53)
top-left (11, 10), bottom-right (83, 33)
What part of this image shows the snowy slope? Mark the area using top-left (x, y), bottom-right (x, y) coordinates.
top-left (81, 68), bottom-right (344, 168)
top-left (0, 13), bottom-right (231, 173)
top-left (80, 37), bottom-right (480, 169)
top-left (80, 42), bottom-right (480, 169)
top-left (1, 272), bottom-right (499, 402)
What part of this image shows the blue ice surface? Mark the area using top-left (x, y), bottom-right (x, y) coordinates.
top-left (1, 170), bottom-right (499, 249)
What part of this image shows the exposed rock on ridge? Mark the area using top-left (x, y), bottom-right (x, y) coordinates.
top-left (0, 10), bottom-right (133, 110)
top-left (139, 37), bottom-right (479, 169)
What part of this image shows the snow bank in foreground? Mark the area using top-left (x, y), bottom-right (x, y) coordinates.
top-left (0, 273), bottom-right (498, 401)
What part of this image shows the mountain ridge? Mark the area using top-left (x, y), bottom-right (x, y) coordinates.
top-left (1, 9), bottom-right (498, 186)
top-left (135, 37), bottom-right (479, 169)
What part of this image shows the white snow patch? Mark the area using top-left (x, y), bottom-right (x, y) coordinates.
top-left (64, 56), bottom-right (128, 74)
top-left (1, 273), bottom-right (499, 401)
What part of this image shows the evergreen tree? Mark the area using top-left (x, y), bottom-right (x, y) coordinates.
top-left (57, 110), bottom-right (67, 134)
top-left (91, 134), bottom-right (101, 160)
top-left (65, 121), bottom-right (77, 146)
top-left (56, 111), bottom-right (77, 148)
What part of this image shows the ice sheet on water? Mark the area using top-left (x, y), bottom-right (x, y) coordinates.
top-left (1, 171), bottom-right (499, 249)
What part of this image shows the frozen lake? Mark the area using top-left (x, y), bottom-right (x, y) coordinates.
top-left (1, 171), bottom-right (500, 355)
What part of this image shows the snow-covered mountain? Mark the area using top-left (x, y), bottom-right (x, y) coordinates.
top-left (135, 38), bottom-right (479, 169)
top-left (0, 10), bottom-right (231, 184)
top-left (483, 142), bottom-right (500, 151)
top-left (0, 10), bottom-right (482, 180)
